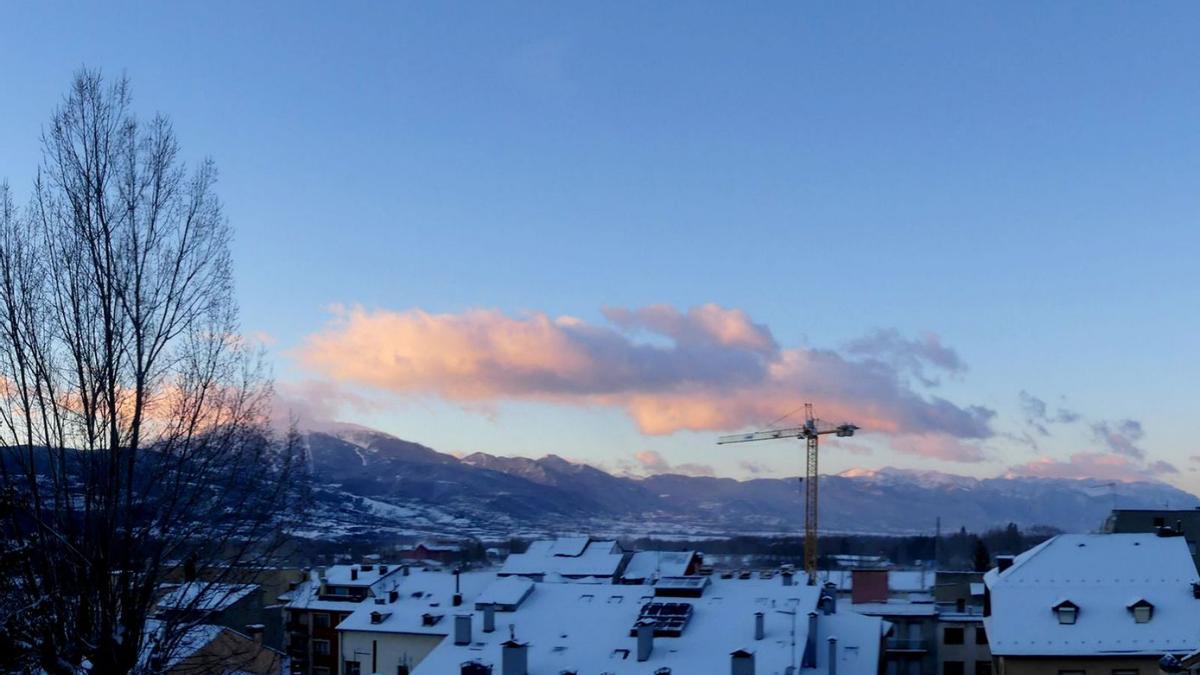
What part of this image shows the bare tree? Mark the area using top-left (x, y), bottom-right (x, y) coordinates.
top-left (0, 70), bottom-right (307, 674)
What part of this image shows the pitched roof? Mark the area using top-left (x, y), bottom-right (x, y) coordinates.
top-left (499, 538), bottom-right (625, 579)
top-left (156, 582), bottom-right (258, 613)
top-left (621, 551), bottom-right (696, 583)
top-left (984, 533), bottom-right (1200, 657)
top-left (336, 569), bottom-right (495, 634)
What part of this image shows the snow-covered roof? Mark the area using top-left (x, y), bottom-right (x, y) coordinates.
top-left (500, 538), bottom-right (626, 579)
top-left (157, 582), bottom-right (259, 613)
top-left (410, 575), bottom-right (883, 674)
top-left (140, 620), bottom-right (225, 671)
top-left (984, 533), bottom-right (1200, 657)
top-left (337, 569), bottom-right (497, 635)
top-left (285, 565), bottom-right (407, 612)
top-left (474, 576), bottom-right (535, 610)
top-left (321, 563), bottom-right (403, 588)
top-left (621, 551), bottom-right (696, 583)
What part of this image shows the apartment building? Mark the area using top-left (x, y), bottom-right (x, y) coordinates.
top-left (283, 563), bottom-right (406, 675)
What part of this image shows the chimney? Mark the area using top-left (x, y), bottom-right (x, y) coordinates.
top-left (730, 649), bottom-right (755, 675)
top-left (996, 555), bottom-right (1015, 573)
top-left (351, 566), bottom-right (359, 581)
top-left (454, 614), bottom-right (472, 645)
top-left (822, 582), bottom-right (838, 614)
top-left (502, 640), bottom-right (528, 675)
top-left (801, 612), bottom-right (818, 667)
top-left (403, 564), bottom-right (411, 576)
top-left (754, 612), bottom-right (764, 641)
top-left (245, 624), bottom-right (264, 645)
top-left (389, 589), bottom-right (399, 603)
top-left (380, 564), bottom-right (389, 575)
top-left (828, 636), bottom-right (838, 675)
top-left (637, 619), bottom-right (654, 662)
top-left (850, 569), bottom-right (888, 604)
top-left (483, 603), bottom-right (496, 633)
top-left (317, 566), bottom-right (328, 595)
top-left (781, 570), bottom-right (794, 587)
top-left (370, 611), bottom-right (384, 624)
top-left (454, 568), bottom-right (463, 606)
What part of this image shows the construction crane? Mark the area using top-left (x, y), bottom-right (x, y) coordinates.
top-left (718, 403), bottom-right (858, 584)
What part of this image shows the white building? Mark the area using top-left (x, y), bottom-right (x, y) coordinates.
top-left (984, 533), bottom-right (1200, 675)
top-left (412, 573), bottom-right (883, 674)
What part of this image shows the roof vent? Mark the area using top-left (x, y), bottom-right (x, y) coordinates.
top-left (369, 610), bottom-right (390, 624)
top-left (422, 613), bottom-right (442, 626)
top-left (996, 555), bottom-right (1015, 573)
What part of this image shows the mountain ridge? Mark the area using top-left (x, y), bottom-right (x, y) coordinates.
top-left (302, 425), bottom-right (1200, 539)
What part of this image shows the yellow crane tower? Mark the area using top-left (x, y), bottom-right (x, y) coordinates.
top-left (717, 403), bottom-right (858, 584)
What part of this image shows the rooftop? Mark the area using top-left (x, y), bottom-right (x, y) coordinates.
top-left (499, 537), bottom-right (626, 579)
top-left (156, 582), bottom-right (259, 613)
top-left (984, 533), bottom-right (1200, 657)
top-left (410, 575), bottom-right (883, 674)
top-left (337, 569), bottom-right (496, 634)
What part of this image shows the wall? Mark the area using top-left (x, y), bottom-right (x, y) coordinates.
top-left (938, 619), bottom-right (990, 675)
top-left (997, 655), bottom-right (1163, 675)
top-left (339, 630), bottom-right (446, 674)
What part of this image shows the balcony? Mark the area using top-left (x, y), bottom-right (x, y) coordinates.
top-left (885, 638), bottom-right (929, 653)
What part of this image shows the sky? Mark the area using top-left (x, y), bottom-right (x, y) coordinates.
top-left (3, 2), bottom-right (1200, 490)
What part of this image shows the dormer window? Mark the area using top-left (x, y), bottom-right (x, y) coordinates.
top-left (1127, 598), bottom-right (1154, 623)
top-left (1052, 599), bottom-right (1078, 625)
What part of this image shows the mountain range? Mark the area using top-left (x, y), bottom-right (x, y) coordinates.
top-left (300, 424), bottom-right (1200, 541)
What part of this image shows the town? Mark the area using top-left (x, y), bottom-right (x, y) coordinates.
top-left (135, 506), bottom-right (1200, 675)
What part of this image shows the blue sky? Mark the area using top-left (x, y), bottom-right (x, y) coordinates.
top-left (3, 3), bottom-right (1200, 489)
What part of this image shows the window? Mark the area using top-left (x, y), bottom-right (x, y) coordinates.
top-left (1052, 601), bottom-right (1078, 625)
top-left (1128, 599), bottom-right (1154, 623)
top-left (313, 612), bottom-right (331, 628)
top-left (975, 662), bottom-right (992, 675)
top-left (312, 639), bottom-right (331, 656)
top-left (1058, 671), bottom-right (1084, 675)
top-left (344, 661), bottom-right (361, 675)
top-left (944, 661), bottom-right (965, 675)
top-left (313, 669), bottom-right (331, 675)
top-left (1112, 670), bottom-right (1138, 675)
top-left (943, 627), bottom-right (964, 645)
top-left (975, 626), bottom-right (988, 645)
top-left (1153, 516), bottom-right (1166, 527)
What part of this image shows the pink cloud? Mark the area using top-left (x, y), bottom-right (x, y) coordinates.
top-left (296, 304), bottom-right (993, 457)
top-left (631, 449), bottom-right (715, 477)
top-left (1006, 451), bottom-right (1177, 482)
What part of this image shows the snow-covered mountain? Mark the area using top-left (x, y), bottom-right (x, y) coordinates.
top-left (301, 426), bottom-right (1200, 540)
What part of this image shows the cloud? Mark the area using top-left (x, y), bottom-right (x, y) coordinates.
top-left (1018, 391), bottom-right (1080, 436)
top-left (271, 379), bottom-right (382, 432)
top-left (1091, 419), bottom-right (1146, 459)
top-left (632, 450), bottom-right (715, 477)
top-left (296, 304), bottom-right (994, 455)
top-left (1007, 451), bottom-right (1176, 482)
top-left (844, 329), bottom-right (966, 386)
top-left (884, 434), bottom-right (988, 462)
top-left (738, 460), bottom-right (772, 476)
